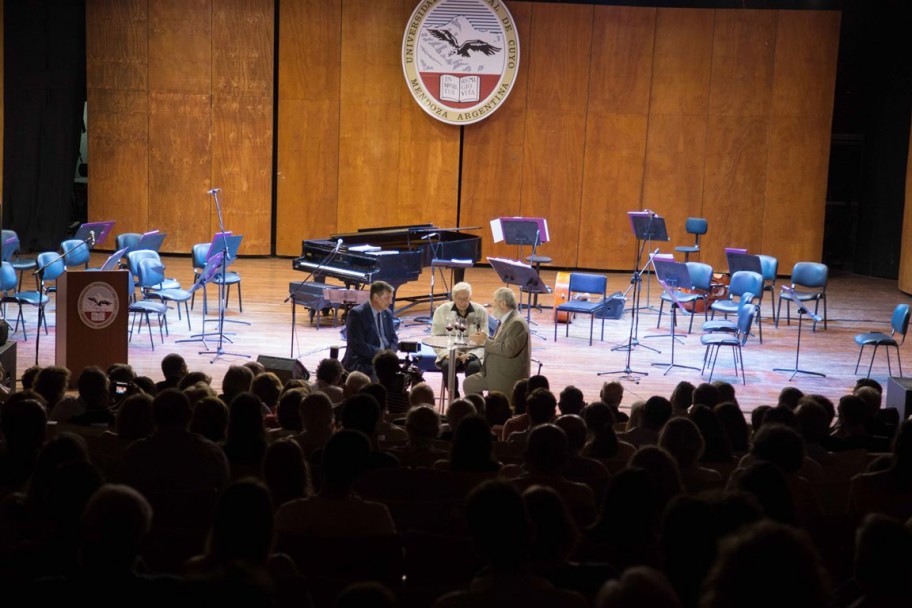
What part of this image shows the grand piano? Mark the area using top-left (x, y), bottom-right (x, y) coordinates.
top-left (290, 224), bottom-right (482, 317)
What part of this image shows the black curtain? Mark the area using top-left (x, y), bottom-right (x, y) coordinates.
top-left (3, 0), bottom-right (86, 253)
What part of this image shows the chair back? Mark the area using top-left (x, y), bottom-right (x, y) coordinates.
top-left (729, 271), bottom-right (763, 301)
top-left (791, 262), bottom-right (827, 289)
top-left (568, 272), bottom-right (607, 297)
top-left (126, 250), bottom-right (162, 278)
top-left (685, 217), bottom-right (708, 236)
top-left (191, 243), bottom-right (209, 270)
top-left (0, 262), bottom-right (18, 292)
top-left (736, 304), bottom-right (758, 345)
top-left (115, 232), bottom-right (143, 252)
top-left (891, 304), bottom-right (911, 342)
top-left (35, 251), bottom-right (66, 285)
top-left (60, 239), bottom-right (91, 268)
top-left (137, 257), bottom-right (167, 290)
top-left (758, 255), bottom-right (778, 282)
top-left (685, 262), bottom-right (713, 291)
top-left (1, 230), bottom-right (20, 261)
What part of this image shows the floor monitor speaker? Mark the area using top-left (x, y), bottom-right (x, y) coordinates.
top-left (256, 355), bottom-right (310, 384)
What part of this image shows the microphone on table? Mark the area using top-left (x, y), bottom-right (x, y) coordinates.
top-left (88, 230), bottom-right (95, 246)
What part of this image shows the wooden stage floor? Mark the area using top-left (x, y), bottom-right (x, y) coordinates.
top-left (10, 253), bottom-right (910, 415)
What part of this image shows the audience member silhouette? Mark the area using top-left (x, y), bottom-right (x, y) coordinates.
top-left (121, 389), bottom-right (230, 512)
top-left (312, 358), bottom-right (344, 404)
top-left (713, 401), bottom-right (750, 453)
top-left (294, 392), bottom-right (335, 459)
top-left (599, 380), bottom-right (628, 423)
top-left (440, 398), bottom-right (476, 441)
top-left (483, 390), bottom-right (512, 427)
top-left (688, 404), bottom-right (734, 464)
top-left (222, 392), bottom-right (269, 480)
top-left (189, 396), bottom-right (229, 444)
top-left (699, 520), bottom-right (832, 608)
top-left (436, 415), bottom-right (500, 473)
top-left (155, 353), bottom-right (188, 393)
top-left (432, 479), bottom-right (587, 608)
top-left (388, 405), bottom-right (445, 468)
top-left (32, 366), bottom-right (70, 413)
top-left (274, 429), bottom-right (395, 537)
top-left (263, 438), bottom-right (312, 509)
top-left (219, 365), bottom-right (254, 405)
top-left (559, 385), bottom-right (586, 416)
top-left (595, 566), bottom-right (682, 608)
top-left (507, 388), bottom-right (557, 445)
top-left (618, 395), bottom-right (672, 447)
top-left (336, 393), bottom-right (399, 469)
top-left (0, 397), bottom-right (47, 497)
top-left (849, 419), bottom-right (912, 522)
top-left (669, 381), bottom-right (696, 417)
top-left (658, 417), bottom-right (722, 493)
top-left (274, 388), bottom-right (305, 433)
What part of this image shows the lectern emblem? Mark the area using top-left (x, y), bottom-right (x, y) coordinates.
top-left (402, 0), bottom-right (520, 125)
top-left (78, 282), bottom-right (120, 330)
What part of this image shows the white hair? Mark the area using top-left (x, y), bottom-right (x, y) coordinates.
top-left (493, 287), bottom-right (517, 309)
top-left (452, 282), bottom-right (472, 297)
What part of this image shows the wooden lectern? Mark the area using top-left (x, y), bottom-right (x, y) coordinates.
top-left (56, 270), bottom-right (130, 385)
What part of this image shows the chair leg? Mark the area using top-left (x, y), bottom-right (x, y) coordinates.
top-left (237, 282), bottom-right (243, 312)
top-left (183, 301), bottom-right (192, 330)
top-left (855, 346), bottom-right (865, 375)
top-left (588, 314), bottom-right (594, 346)
top-left (866, 345), bottom-right (879, 379)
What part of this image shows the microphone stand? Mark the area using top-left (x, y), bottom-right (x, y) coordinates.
top-left (199, 189), bottom-right (249, 363)
top-left (29, 232), bottom-right (95, 364)
top-left (412, 233), bottom-right (440, 326)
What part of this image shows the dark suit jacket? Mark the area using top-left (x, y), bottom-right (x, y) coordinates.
top-left (342, 302), bottom-right (399, 377)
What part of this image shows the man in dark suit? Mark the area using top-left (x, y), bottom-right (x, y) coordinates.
top-left (342, 280), bottom-right (399, 379)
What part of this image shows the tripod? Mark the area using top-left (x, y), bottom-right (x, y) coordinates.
top-left (773, 286), bottom-right (825, 381)
top-left (651, 278), bottom-right (699, 376)
top-left (199, 189), bottom-right (249, 363)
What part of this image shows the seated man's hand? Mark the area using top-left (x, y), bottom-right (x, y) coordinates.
top-left (469, 332), bottom-right (486, 346)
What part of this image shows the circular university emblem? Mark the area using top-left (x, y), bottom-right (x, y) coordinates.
top-left (77, 281), bottom-right (120, 330)
top-left (402, 0), bottom-right (520, 126)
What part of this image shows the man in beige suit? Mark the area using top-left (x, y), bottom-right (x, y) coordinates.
top-left (463, 287), bottom-right (531, 396)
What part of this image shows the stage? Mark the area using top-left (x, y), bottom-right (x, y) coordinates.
top-left (9, 253), bottom-right (908, 415)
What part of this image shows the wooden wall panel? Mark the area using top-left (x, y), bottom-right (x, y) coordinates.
top-left (460, 2), bottom-right (531, 263)
top-left (701, 10), bottom-right (775, 271)
top-left (86, 0), bottom-right (148, 92)
top-left (148, 92), bottom-right (211, 250)
top-left (520, 3), bottom-right (592, 267)
top-left (149, 0), bottom-right (210, 93)
top-left (396, 106), bottom-right (460, 228)
top-left (337, 0), bottom-right (403, 233)
top-left (211, 0), bottom-right (273, 254)
top-left (588, 7), bottom-right (655, 116)
top-left (900, 112), bottom-right (912, 294)
top-left (762, 10), bottom-right (840, 269)
top-left (649, 9), bottom-right (713, 117)
top-left (643, 8), bottom-right (714, 255)
top-left (276, 0), bottom-right (341, 255)
top-left (579, 7), bottom-right (655, 271)
top-left (86, 0), bottom-right (149, 233)
top-left (89, 91), bottom-right (149, 233)
top-left (212, 95), bottom-right (273, 253)
top-left (702, 115), bottom-right (769, 265)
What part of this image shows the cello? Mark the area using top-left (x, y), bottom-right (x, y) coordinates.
top-left (553, 271), bottom-right (576, 323)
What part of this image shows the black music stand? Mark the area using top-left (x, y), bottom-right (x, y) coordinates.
top-left (487, 256), bottom-right (549, 340)
top-left (650, 262), bottom-right (700, 376)
top-left (726, 251), bottom-right (763, 275)
top-left (73, 221), bottom-right (116, 247)
top-left (773, 286), bottom-right (826, 381)
top-left (629, 211), bottom-right (669, 311)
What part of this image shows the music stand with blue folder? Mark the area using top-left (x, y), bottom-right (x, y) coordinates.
top-left (198, 232), bottom-right (243, 315)
top-left (651, 259), bottom-right (700, 375)
top-left (176, 252), bottom-right (226, 348)
top-left (130, 230), bottom-right (167, 254)
top-left (73, 221), bottom-right (116, 247)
